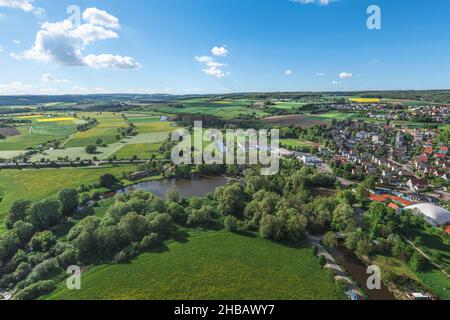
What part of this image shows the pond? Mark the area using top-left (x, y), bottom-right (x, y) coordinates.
top-left (118, 175), bottom-right (231, 199)
top-left (330, 245), bottom-right (396, 300)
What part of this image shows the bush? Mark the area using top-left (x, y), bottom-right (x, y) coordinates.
top-left (224, 216), bottom-right (239, 232)
top-left (409, 252), bottom-right (428, 272)
top-left (12, 280), bottom-right (56, 300)
top-left (139, 233), bottom-right (159, 250)
top-left (319, 255), bottom-right (327, 267)
top-left (311, 245), bottom-right (319, 256)
top-left (26, 258), bottom-right (61, 284)
top-left (29, 231), bottom-right (56, 252)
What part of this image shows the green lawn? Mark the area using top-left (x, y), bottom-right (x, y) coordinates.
top-left (0, 165), bottom-right (136, 234)
top-left (46, 231), bottom-right (344, 300)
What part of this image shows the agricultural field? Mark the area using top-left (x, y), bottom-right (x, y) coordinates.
top-left (263, 114), bottom-right (330, 127)
top-left (280, 139), bottom-right (316, 149)
top-left (46, 231), bottom-right (344, 300)
top-left (0, 165), bottom-right (136, 234)
top-left (30, 131), bottom-right (170, 161)
top-left (113, 143), bottom-right (164, 160)
top-left (64, 112), bottom-right (128, 147)
top-left (0, 115), bottom-right (79, 151)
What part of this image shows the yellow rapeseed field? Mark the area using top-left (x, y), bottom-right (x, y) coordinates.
top-left (37, 117), bottom-right (76, 122)
top-left (350, 98), bottom-right (381, 103)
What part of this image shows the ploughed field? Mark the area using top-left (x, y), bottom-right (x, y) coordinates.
top-left (46, 231), bottom-right (344, 300)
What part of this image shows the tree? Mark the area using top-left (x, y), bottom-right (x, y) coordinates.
top-left (356, 239), bottom-right (372, 257)
top-left (166, 187), bottom-right (180, 203)
top-left (27, 199), bottom-right (62, 230)
top-left (13, 221), bottom-right (35, 243)
top-left (58, 188), bottom-right (79, 216)
top-left (96, 138), bottom-right (103, 146)
top-left (323, 232), bottom-right (338, 248)
top-left (409, 252), bottom-right (428, 271)
top-left (6, 200), bottom-right (31, 229)
top-left (0, 231), bottom-right (20, 262)
top-left (118, 213), bottom-right (148, 242)
top-left (187, 205), bottom-right (214, 226)
top-left (99, 174), bottom-right (120, 189)
top-left (85, 145), bottom-right (97, 154)
top-left (215, 183), bottom-right (246, 217)
top-left (332, 202), bottom-right (355, 232)
top-left (259, 214), bottom-right (285, 240)
top-left (285, 213), bottom-right (308, 241)
top-left (29, 231), bottom-right (56, 252)
top-left (224, 215), bottom-right (239, 232)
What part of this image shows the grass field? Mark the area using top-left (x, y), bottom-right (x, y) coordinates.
top-left (30, 132), bottom-right (171, 161)
top-left (64, 113), bottom-right (128, 147)
top-left (113, 143), bottom-right (164, 160)
top-left (416, 268), bottom-right (450, 300)
top-left (280, 139), bottom-right (315, 149)
top-left (0, 165), bottom-right (136, 234)
top-left (0, 122), bottom-right (78, 151)
top-left (46, 231), bottom-right (344, 300)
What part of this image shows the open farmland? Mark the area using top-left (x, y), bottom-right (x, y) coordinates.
top-left (64, 112), bottom-right (128, 147)
top-left (262, 114), bottom-right (330, 127)
top-left (0, 119), bottom-right (78, 151)
top-left (30, 131), bottom-right (171, 161)
top-left (46, 231), bottom-right (344, 300)
top-left (113, 143), bottom-right (164, 160)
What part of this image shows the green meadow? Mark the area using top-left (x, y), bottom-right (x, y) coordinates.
top-left (0, 165), bottom-right (136, 234)
top-left (113, 143), bottom-right (164, 160)
top-left (46, 231), bottom-right (344, 300)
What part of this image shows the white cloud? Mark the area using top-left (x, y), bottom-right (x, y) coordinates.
top-left (211, 45), bottom-right (228, 57)
top-left (285, 69), bottom-right (293, 76)
top-left (0, 45), bottom-right (3, 53)
top-left (0, 0), bottom-right (34, 12)
top-left (13, 40), bottom-right (20, 44)
top-left (0, 81), bottom-right (36, 94)
top-left (82, 7), bottom-right (119, 29)
top-left (291, 0), bottom-right (335, 5)
top-left (316, 72), bottom-right (326, 76)
top-left (83, 54), bottom-right (140, 69)
top-left (14, 9), bottom-right (139, 69)
top-left (332, 80), bottom-right (342, 85)
top-left (41, 73), bottom-right (70, 83)
top-left (195, 55), bottom-right (228, 78)
top-left (0, 12), bottom-right (6, 20)
top-left (339, 72), bottom-right (353, 79)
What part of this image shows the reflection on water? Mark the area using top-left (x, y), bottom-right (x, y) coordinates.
top-left (118, 175), bottom-right (230, 199)
top-left (330, 246), bottom-right (396, 300)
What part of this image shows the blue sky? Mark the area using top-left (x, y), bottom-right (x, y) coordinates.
top-left (0, 0), bottom-right (449, 95)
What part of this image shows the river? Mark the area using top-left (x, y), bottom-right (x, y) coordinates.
top-left (330, 245), bottom-right (396, 300)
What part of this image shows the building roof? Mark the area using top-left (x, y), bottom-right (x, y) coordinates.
top-left (404, 203), bottom-right (450, 226)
